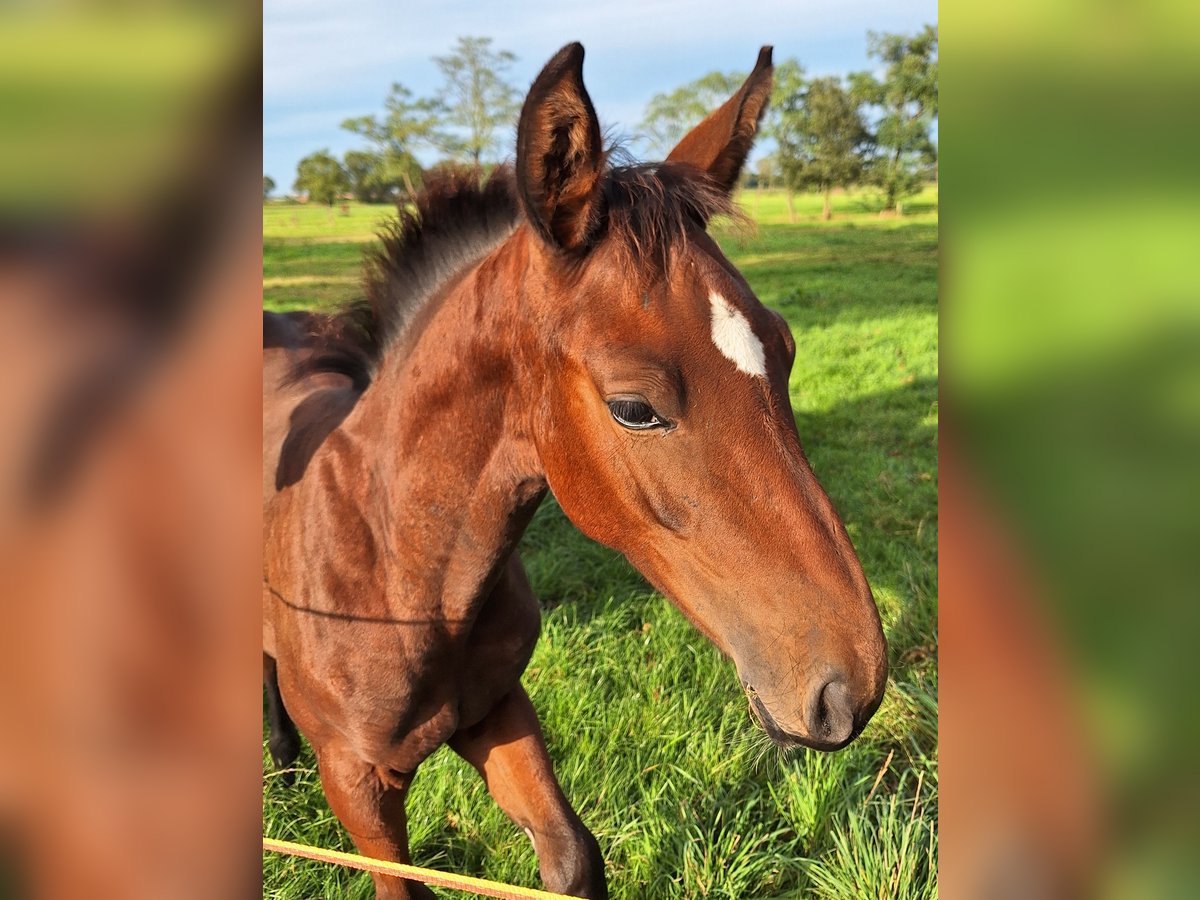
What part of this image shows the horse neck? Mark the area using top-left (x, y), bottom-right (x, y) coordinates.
top-left (307, 230), bottom-right (546, 619)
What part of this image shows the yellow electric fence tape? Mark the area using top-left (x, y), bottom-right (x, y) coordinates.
top-left (263, 836), bottom-right (582, 900)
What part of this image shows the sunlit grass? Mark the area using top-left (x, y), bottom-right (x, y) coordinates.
top-left (263, 186), bottom-right (938, 898)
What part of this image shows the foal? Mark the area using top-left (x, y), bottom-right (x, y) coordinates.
top-left (263, 44), bottom-right (886, 899)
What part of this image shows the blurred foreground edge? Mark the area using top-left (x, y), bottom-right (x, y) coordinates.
top-left (0, 7), bottom-right (263, 899)
top-left (940, 431), bottom-right (1103, 898)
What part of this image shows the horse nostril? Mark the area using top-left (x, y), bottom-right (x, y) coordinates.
top-left (809, 679), bottom-right (854, 745)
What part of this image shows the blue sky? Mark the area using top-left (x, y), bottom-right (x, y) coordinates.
top-left (264, 0), bottom-right (936, 188)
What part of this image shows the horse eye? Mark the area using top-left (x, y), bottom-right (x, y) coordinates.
top-left (607, 398), bottom-right (666, 430)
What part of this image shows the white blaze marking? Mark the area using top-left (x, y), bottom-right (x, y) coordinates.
top-left (709, 292), bottom-right (766, 377)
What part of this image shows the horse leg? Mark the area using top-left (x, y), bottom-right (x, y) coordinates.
top-left (263, 654), bottom-right (302, 784)
top-left (450, 685), bottom-right (607, 899)
top-left (316, 742), bottom-right (434, 900)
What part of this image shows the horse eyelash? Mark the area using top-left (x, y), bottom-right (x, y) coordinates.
top-left (608, 399), bottom-right (673, 430)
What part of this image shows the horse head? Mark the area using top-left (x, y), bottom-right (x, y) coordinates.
top-left (514, 44), bottom-right (887, 750)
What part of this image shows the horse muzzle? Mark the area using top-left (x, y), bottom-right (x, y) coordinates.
top-left (742, 675), bottom-right (868, 752)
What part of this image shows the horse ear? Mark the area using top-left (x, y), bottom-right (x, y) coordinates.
top-left (516, 43), bottom-right (606, 253)
top-left (666, 46), bottom-right (774, 194)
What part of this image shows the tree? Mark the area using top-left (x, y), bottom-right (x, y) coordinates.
top-left (342, 82), bottom-right (444, 201)
top-left (293, 150), bottom-right (349, 206)
top-left (433, 37), bottom-right (520, 169)
top-left (851, 25), bottom-right (938, 214)
top-left (263, 175), bottom-right (276, 200)
top-left (343, 150), bottom-right (400, 204)
top-left (638, 70), bottom-right (746, 158)
top-left (764, 58), bottom-right (806, 221)
top-left (776, 76), bottom-right (871, 220)
top-left (754, 156), bottom-right (776, 190)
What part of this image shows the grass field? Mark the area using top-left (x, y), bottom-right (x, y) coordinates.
top-left (263, 185), bottom-right (938, 898)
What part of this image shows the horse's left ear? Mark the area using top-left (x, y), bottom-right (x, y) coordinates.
top-left (667, 46), bottom-right (774, 195)
top-left (516, 42), bottom-right (606, 254)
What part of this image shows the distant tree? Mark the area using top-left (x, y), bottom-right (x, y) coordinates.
top-left (433, 37), bottom-right (520, 169)
top-left (343, 150), bottom-right (400, 204)
top-left (765, 58), bottom-right (806, 221)
top-left (293, 150), bottom-right (349, 206)
top-left (342, 82), bottom-right (445, 201)
top-left (638, 70), bottom-right (746, 158)
top-left (850, 25), bottom-right (938, 214)
top-left (754, 155), bottom-right (776, 190)
top-left (776, 76), bottom-right (871, 220)
top-left (263, 175), bottom-right (276, 199)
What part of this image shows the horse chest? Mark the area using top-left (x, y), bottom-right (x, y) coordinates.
top-left (453, 571), bottom-right (542, 727)
top-left (274, 558), bottom-right (540, 767)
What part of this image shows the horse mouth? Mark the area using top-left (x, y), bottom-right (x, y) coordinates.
top-left (743, 683), bottom-right (859, 753)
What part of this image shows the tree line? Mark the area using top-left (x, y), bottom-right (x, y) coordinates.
top-left (642, 25), bottom-right (938, 218)
top-left (275, 36), bottom-right (518, 208)
top-left (269, 27), bottom-right (936, 218)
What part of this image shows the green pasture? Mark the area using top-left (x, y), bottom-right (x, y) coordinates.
top-left (263, 186), bottom-right (938, 898)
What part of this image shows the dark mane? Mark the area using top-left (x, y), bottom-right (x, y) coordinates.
top-left (292, 159), bottom-right (736, 389)
top-left (292, 168), bottom-right (519, 389)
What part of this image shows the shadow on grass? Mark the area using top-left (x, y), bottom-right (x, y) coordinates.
top-left (718, 221), bottom-right (938, 330)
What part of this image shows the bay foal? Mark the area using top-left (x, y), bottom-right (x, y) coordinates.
top-left (263, 44), bottom-right (887, 898)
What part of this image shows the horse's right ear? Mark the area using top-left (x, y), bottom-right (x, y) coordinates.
top-left (516, 43), bottom-right (606, 254)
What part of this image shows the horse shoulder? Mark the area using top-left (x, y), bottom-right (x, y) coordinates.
top-left (263, 313), bottom-right (362, 503)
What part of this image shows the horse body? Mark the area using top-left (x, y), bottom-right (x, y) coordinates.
top-left (263, 230), bottom-right (546, 763)
top-left (264, 222), bottom-right (599, 897)
top-left (263, 43), bottom-right (887, 899)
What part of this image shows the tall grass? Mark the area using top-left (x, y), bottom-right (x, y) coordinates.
top-left (263, 185), bottom-right (938, 898)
